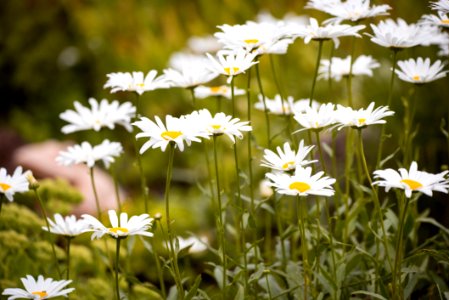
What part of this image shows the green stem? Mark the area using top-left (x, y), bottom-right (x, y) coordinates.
top-left (231, 78), bottom-right (236, 117)
top-left (115, 238), bottom-right (121, 300)
top-left (274, 197), bottom-right (287, 269)
top-left (393, 194), bottom-right (409, 300)
top-left (297, 196), bottom-right (310, 300)
top-left (164, 143), bottom-right (184, 300)
top-left (314, 130), bottom-right (326, 173)
top-left (0, 194), bottom-right (4, 215)
top-left (269, 55), bottom-right (285, 109)
top-left (402, 86), bottom-right (416, 166)
top-left (327, 42), bottom-right (334, 95)
top-left (247, 68), bottom-right (256, 212)
top-left (310, 40), bottom-right (324, 106)
top-left (346, 35), bottom-right (357, 107)
top-left (213, 136), bottom-right (227, 298)
top-left (265, 271), bottom-right (274, 300)
top-left (111, 166), bottom-right (122, 213)
top-left (256, 62), bottom-right (271, 147)
top-left (89, 167), bottom-right (102, 220)
top-left (66, 237), bottom-right (72, 280)
top-left (376, 49), bottom-right (399, 169)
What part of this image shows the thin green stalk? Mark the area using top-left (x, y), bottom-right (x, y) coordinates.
top-left (246, 68), bottom-right (256, 212)
top-left (256, 62), bottom-right (271, 147)
top-left (231, 78), bottom-right (236, 117)
top-left (164, 143), bottom-right (184, 300)
top-left (327, 42), bottom-right (335, 95)
top-left (324, 198), bottom-right (337, 286)
top-left (189, 87), bottom-right (196, 107)
top-left (346, 35), bottom-right (357, 107)
top-left (111, 166), bottom-right (122, 213)
top-left (314, 130), bottom-right (327, 173)
top-left (115, 238), bottom-right (122, 300)
top-left (152, 238), bottom-right (166, 299)
top-left (216, 95), bottom-right (222, 113)
top-left (343, 128), bottom-right (353, 244)
top-left (274, 197), bottom-right (287, 269)
top-left (33, 188), bottom-right (62, 278)
top-left (269, 55), bottom-right (285, 107)
top-left (89, 167), bottom-right (102, 220)
top-left (310, 40), bottom-right (324, 106)
top-left (402, 86), bottom-right (416, 166)
top-left (265, 271), bottom-right (274, 300)
top-left (66, 237), bottom-right (72, 280)
top-left (212, 136), bottom-right (227, 298)
top-left (297, 196), bottom-right (310, 300)
top-left (392, 194), bottom-right (409, 300)
top-left (376, 49), bottom-right (399, 169)
top-left (0, 194), bottom-right (4, 215)
top-left (357, 130), bottom-right (393, 271)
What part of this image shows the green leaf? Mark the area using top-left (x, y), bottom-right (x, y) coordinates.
top-left (185, 275), bottom-right (202, 300)
top-left (351, 291), bottom-right (387, 300)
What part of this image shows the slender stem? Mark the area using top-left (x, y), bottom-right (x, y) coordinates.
top-left (231, 78), bottom-right (236, 117)
top-left (327, 42), bottom-right (334, 95)
top-left (256, 62), bottom-right (271, 147)
top-left (111, 166), bottom-right (122, 213)
top-left (324, 198), bottom-right (337, 283)
top-left (297, 196), bottom-right (310, 300)
top-left (0, 194), bottom-right (4, 215)
top-left (402, 86), bottom-right (416, 166)
top-left (269, 55), bottom-right (285, 108)
top-left (376, 49), bottom-right (399, 169)
top-left (357, 130), bottom-right (393, 271)
top-left (115, 238), bottom-right (121, 300)
top-left (265, 271), bottom-right (273, 300)
top-left (164, 143), bottom-right (184, 300)
top-left (392, 194), bottom-right (409, 300)
top-left (189, 87), bottom-right (196, 107)
top-left (274, 197), bottom-right (287, 269)
top-left (66, 237), bottom-right (72, 280)
top-left (216, 95), bottom-right (222, 113)
top-left (246, 68), bottom-right (256, 213)
top-left (343, 128), bottom-right (353, 244)
top-left (89, 167), bottom-right (102, 220)
top-left (310, 40), bottom-right (324, 106)
top-left (346, 35), bottom-right (357, 107)
top-left (314, 130), bottom-right (327, 173)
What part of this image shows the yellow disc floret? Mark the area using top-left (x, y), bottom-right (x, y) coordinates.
top-left (289, 181), bottom-right (311, 193)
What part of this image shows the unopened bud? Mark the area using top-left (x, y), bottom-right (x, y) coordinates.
top-left (24, 170), bottom-right (39, 189)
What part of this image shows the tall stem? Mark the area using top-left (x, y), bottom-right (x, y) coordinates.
top-left (310, 40), bottom-right (324, 106)
top-left (256, 60), bottom-right (271, 147)
top-left (392, 194), bottom-right (409, 300)
top-left (66, 237), bottom-right (72, 280)
top-left (314, 130), bottom-right (326, 173)
top-left (164, 143), bottom-right (184, 299)
top-left (115, 238), bottom-right (121, 300)
top-left (376, 49), bottom-right (399, 169)
top-left (33, 188), bottom-right (62, 278)
top-left (0, 194), bottom-right (4, 215)
top-left (89, 167), bottom-right (102, 220)
top-left (247, 68), bottom-right (256, 212)
top-left (346, 35), bottom-right (357, 107)
top-left (297, 196), bottom-right (310, 300)
top-left (189, 87), bottom-right (196, 107)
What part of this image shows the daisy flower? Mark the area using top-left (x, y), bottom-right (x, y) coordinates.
top-left (82, 210), bottom-right (154, 240)
top-left (261, 140), bottom-right (316, 171)
top-left (335, 102), bottom-right (395, 129)
top-left (368, 18), bottom-right (429, 49)
top-left (289, 17), bottom-right (365, 48)
top-left (259, 179), bottom-right (274, 198)
top-left (133, 114), bottom-right (208, 153)
top-left (254, 95), bottom-right (320, 115)
top-left (176, 235), bottom-right (209, 254)
top-left (395, 57), bottom-right (448, 84)
top-left (430, 0), bottom-right (449, 13)
top-left (194, 109), bottom-right (252, 143)
top-left (59, 98), bottom-right (136, 134)
top-left (293, 102), bottom-right (336, 131)
top-left (194, 85), bottom-right (245, 100)
top-left (373, 161), bottom-right (449, 198)
top-left (420, 11), bottom-right (449, 29)
top-left (318, 55), bottom-right (380, 81)
top-left (307, 0), bottom-right (391, 24)
top-left (42, 214), bottom-right (89, 237)
top-left (162, 53), bottom-right (218, 88)
top-left (187, 35), bottom-right (222, 54)
top-left (56, 140), bottom-right (123, 168)
top-left (206, 49), bottom-right (258, 83)
top-left (2, 275), bottom-right (74, 299)
top-left (104, 70), bottom-right (169, 95)
top-left (266, 166), bottom-right (336, 197)
top-left (0, 166), bottom-right (29, 202)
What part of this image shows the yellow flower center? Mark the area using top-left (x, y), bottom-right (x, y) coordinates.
top-left (400, 179), bottom-right (423, 190)
top-left (282, 161), bottom-right (295, 170)
top-left (441, 19), bottom-right (449, 24)
top-left (212, 125), bottom-right (221, 130)
top-left (244, 39), bottom-right (259, 44)
top-left (0, 183), bottom-right (11, 191)
top-left (32, 291), bottom-right (48, 299)
top-left (358, 118), bottom-right (366, 125)
top-left (161, 131), bottom-right (182, 140)
top-left (210, 86), bottom-right (225, 93)
top-left (289, 181), bottom-right (311, 193)
top-left (412, 75), bottom-right (421, 81)
top-left (108, 227), bottom-right (129, 234)
top-left (136, 83), bottom-right (145, 88)
top-left (224, 67), bottom-right (239, 75)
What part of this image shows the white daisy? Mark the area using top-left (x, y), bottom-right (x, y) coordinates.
top-left (368, 18), bottom-right (429, 49)
top-left (133, 114), bottom-right (208, 153)
top-left (318, 55), bottom-right (380, 81)
top-left (335, 102), bottom-right (395, 130)
top-left (254, 95), bottom-right (320, 115)
top-left (2, 275), bottom-right (74, 299)
top-left (0, 166), bottom-right (29, 202)
top-left (206, 49), bottom-right (258, 83)
top-left (176, 235), bottom-right (209, 254)
top-left (266, 166), bottom-right (336, 197)
top-left (162, 53), bottom-right (218, 88)
top-left (56, 140), bottom-right (123, 169)
top-left (259, 179), bottom-right (274, 198)
top-left (289, 17), bottom-right (365, 48)
top-left (307, 0), bottom-right (391, 23)
top-left (293, 102), bottom-right (336, 131)
top-left (194, 85), bottom-right (245, 100)
top-left (82, 210), bottom-right (154, 240)
top-left (430, 0), bottom-right (449, 13)
top-left (419, 26), bottom-right (449, 47)
top-left (187, 35), bottom-right (222, 54)
top-left (59, 98), bottom-right (136, 134)
top-left (104, 70), bottom-right (169, 95)
top-left (42, 214), bottom-right (89, 237)
top-left (261, 140), bottom-right (316, 171)
top-left (395, 57), bottom-right (448, 84)
top-left (194, 109), bottom-right (252, 143)
top-left (373, 161), bottom-right (449, 198)
top-left (420, 11), bottom-right (449, 28)
top-left (439, 43), bottom-right (449, 56)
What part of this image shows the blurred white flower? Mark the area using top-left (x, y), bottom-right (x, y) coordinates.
top-left (104, 70), bottom-right (169, 95)
top-left (318, 55), bottom-right (380, 81)
top-left (293, 102), bottom-right (336, 131)
top-left (335, 102), bottom-right (394, 130)
top-left (176, 235), bottom-right (209, 254)
top-left (373, 161), bottom-right (449, 198)
top-left (266, 166), bottom-right (336, 197)
top-left (42, 214), bottom-right (89, 237)
top-left (395, 57), bottom-right (448, 84)
top-left (2, 275), bottom-right (74, 300)
top-left (430, 0), bottom-right (449, 13)
top-left (255, 95), bottom-right (320, 115)
top-left (82, 210), bottom-right (154, 240)
top-left (194, 85), bottom-right (245, 100)
top-left (259, 179), bottom-right (274, 198)
top-left (187, 35), bottom-right (222, 54)
top-left (206, 49), bottom-right (258, 83)
top-left (0, 166), bottom-right (29, 202)
top-left (56, 140), bottom-right (123, 168)
top-left (261, 140), bottom-right (316, 171)
top-left (420, 11), bottom-right (449, 28)
top-left (60, 98), bottom-right (135, 134)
